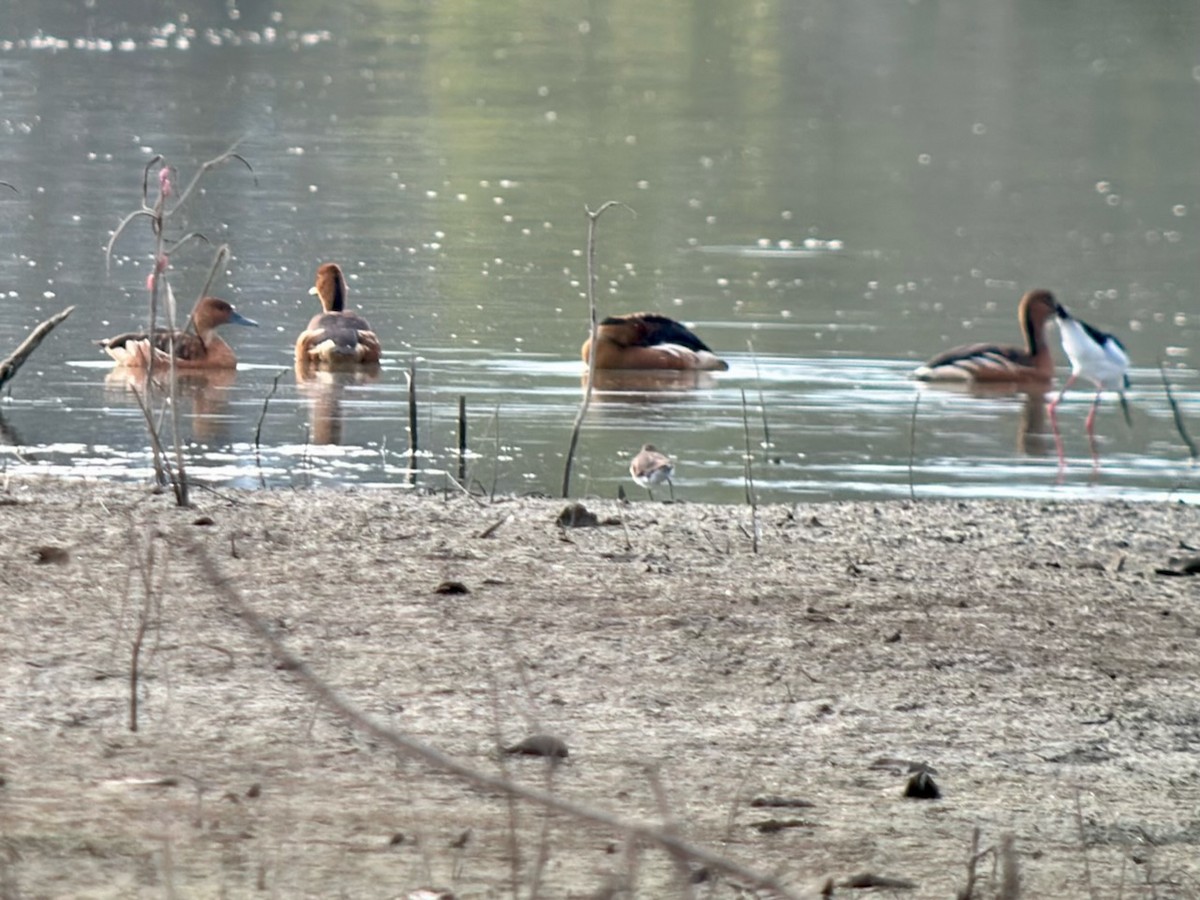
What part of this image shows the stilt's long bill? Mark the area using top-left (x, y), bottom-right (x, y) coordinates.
top-left (913, 289), bottom-right (1059, 384)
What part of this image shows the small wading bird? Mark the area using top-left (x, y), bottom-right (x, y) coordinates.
top-left (1049, 302), bottom-right (1131, 463)
top-left (98, 296), bottom-right (257, 369)
top-left (913, 289), bottom-right (1059, 384)
top-left (582, 313), bottom-right (728, 371)
top-left (295, 262), bottom-right (382, 369)
top-left (629, 443), bottom-right (675, 501)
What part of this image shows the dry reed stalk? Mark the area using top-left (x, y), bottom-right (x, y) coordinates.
top-left (561, 201), bottom-right (634, 498)
top-left (254, 370), bottom-right (288, 487)
top-left (105, 144), bottom-right (254, 507)
top-left (1159, 361), bottom-right (1198, 460)
top-left (407, 360), bottom-right (418, 485)
top-left (908, 391), bottom-right (921, 502)
top-left (457, 395), bottom-right (468, 482)
top-left (740, 389), bottom-right (760, 553)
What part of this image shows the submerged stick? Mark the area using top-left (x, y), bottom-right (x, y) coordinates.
top-left (740, 388), bottom-right (760, 554)
top-left (561, 201), bottom-right (634, 499)
top-left (407, 359), bottom-right (418, 485)
top-left (0, 306), bottom-right (75, 390)
top-left (457, 395), bottom-right (467, 482)
top-left (1159, 360), bottom-right (1198, 461)
top-left (254, 370), bottom-right (287, 488)
top-left (908, 391), bottom-right (921, 502)
top-left (748, 339), bottom-right (772, 463)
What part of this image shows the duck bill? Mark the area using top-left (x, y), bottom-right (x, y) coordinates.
top-left (229, 310), bottom-right (259, 327)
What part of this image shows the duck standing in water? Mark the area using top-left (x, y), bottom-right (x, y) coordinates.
top-left (98, 296), bottom-right (257, 369)
top-left (913, 289), bottom-right (1059, 384)
top-left (582, 313), bottom-right (728, 371)
top-left (295, 263), bottom-right (382, 369)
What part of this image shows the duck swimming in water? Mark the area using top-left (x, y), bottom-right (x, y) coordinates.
top-left (98, 296), bottom-right (257, 370)
top-left (581, 312), bottom-right (728, 371)
top-left (913, 289), bottom-right (1059, 384)
top-left (294, 263), bottom-right (382, 368)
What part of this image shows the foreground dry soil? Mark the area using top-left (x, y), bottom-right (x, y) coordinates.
top-left (2, 479), bottom-right (1199, 899)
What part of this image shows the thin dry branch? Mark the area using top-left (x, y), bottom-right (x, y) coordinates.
top-left (1159, 361), bottom-right (1198, 460)
top-left (186, 537), bottom-right (802, 899)
top-left (561, 200), bottom-right (635, 498)
top-left (0, 306), bottom-right (75, 390)
top-left (908, 391), bottom-right (921, 502)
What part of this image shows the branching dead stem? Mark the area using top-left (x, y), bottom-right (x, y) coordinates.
top-left (186, 536), bottom-right (803, 899)
top-left (562, 200), bottom-right (635, 499)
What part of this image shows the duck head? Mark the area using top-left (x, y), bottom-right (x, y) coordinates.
top-left (309, 263), bottom-right (348, 313)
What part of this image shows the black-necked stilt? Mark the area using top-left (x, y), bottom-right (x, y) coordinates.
top-left (629, 443), bottom-right (675, 501)
top-left (1049, 303), bottom-right (1131, 461)
top-left (913, 289), bottom-right (1059, 384)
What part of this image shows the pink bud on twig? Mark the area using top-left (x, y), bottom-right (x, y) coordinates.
top-left (158, 165), bottom-right (172, 199)
top-left (145, 253), bottom-right (168, 292)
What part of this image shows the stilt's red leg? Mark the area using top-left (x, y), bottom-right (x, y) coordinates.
top-left (1048, 376), bottom-right (1076, 467)
top-left (1087, 391), bottom-right (1102, 466)
top-left (1085, 392), bottom-right (1101, 437)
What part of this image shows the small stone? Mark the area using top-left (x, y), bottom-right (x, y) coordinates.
top-left (556, 503), bottom-right (598, 528)
top-left (903, 770), bottom-right (940, 800)
top-left (32, 546), bottom-right (70, 565)
top-left (504, 734), bottom-right (569, 759)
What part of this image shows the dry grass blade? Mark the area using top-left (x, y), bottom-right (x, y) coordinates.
top-left (185, 536), bottom-right (803, 899)
top-left (0, 306), bottom-right (75, 390)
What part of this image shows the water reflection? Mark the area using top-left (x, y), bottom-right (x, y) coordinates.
top-left (920, 383), bottom-right (1055, 459)
top-left (583, 368), bottom-right (723, 396)
top-left (295, 364), bottom-right (382, 445)
top-left (104, 368), bottom-right (240, 443)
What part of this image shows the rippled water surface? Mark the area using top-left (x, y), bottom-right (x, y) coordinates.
top-left (1, 1), bottom-right (1198, 503)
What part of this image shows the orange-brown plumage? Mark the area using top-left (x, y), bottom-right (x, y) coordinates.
top-left (913, 289), bottom-right (1059, 384)
top-left (99, 296), bottom-right (257, 370)
top-left (295, 263), bottom-right (382, 369)
top-left (581, 313), bottom-right (728, 371)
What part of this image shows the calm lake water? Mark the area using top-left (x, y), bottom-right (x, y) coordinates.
top-left (0, 1), bottom-right (1198, 503)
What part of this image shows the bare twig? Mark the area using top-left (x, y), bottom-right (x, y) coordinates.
top-left (908, 391), bottom-right (921, 502)
top-left (1159, 361), bottom-right (1198, 460)
top-left (254, 370), bottom-right (288, 487)
top-left (747, 339), bottom-right (771, 464)
top-left (407, 360), bottom-right (418, 486)
top-left (186, 537), bottom-right (803, 899)
top-left (740, 389), bottom-right (760, 553)
top-left (562, 201), bottom-right (634, 498)
top-left (0, 306), bottom-right (75, 390)
top-left (128, 383), bottom-right (172, 491)
top-left (457, 395), bottom-right (468, 482)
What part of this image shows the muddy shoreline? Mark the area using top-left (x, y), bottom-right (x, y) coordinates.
top-left (2, 478), bottom-right (1199, 898)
